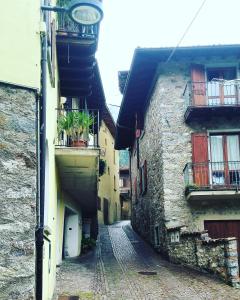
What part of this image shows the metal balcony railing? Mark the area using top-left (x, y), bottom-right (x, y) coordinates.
top-left (184, 80), bottom-right (240, 107)
top-left (56, 108), bottom-right (99, 148)
top-left (184, 161), bottom-right (240, 190)
top-left (56, 1), bottom-right (99, 39)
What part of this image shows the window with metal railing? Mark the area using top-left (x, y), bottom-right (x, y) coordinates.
top-left (184, 65), bottom-right (240, 107)
top-left (185, 132), bottom-right (240, 189)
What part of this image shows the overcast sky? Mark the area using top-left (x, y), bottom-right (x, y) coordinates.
top-left (96, 0), bottom-right (240, 108)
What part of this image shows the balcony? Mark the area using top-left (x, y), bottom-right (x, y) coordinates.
top-left (184, 80), bottom-right (240, 122)
top-left (55, 109), bottom-right (100, 214)
top-left (184, 161), bottom-right (240, 201)
top-left (56, 8), bottom-right (99, 98)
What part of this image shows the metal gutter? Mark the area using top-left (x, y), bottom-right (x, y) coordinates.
top-left (35, 29), bottom-right (47, 300)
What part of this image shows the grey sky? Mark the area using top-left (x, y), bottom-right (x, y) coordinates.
top-left (96, 0), bottom-right (240, 106)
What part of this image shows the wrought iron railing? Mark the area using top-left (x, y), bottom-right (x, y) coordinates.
top-left (184, 161), bottom-right (240, 190)
top-left (56, 1), bottom-right (99, 39)
top-left (56, 108), bottom-right (99, 148)
top-left (184, 80), bottom-right (240, 107)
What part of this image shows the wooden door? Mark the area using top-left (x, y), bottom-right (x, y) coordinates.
top-left (204, 220), bottom-right (240, 258)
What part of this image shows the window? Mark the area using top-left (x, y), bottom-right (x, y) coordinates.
top-left (97, 197), bottom-right (101, 211)
top-left (207, 67), bottom-right (237, 105)
top-left (191, 132), bottom-right (240, 187)
top-left (113, 150), bottom-right (116, 164)
top-left (139, 160), bottom-right (148, 195)
top-left (191, 65), bottom-right (237, 106)
top-left (170, 231), bottom-right (180, 243)
top-left (114, 175), bottom-right (116, 191)
top-left (209, 133), bottom-right (240, 185)
top-left (134, 177), bottom-right (138, 203)
top-left (119, 178), bottom-right (124, 188)
top-left (120, 177), bottom-right (128, 188)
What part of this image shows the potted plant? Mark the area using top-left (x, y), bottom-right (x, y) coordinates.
top-left (57, 111), bottom-right (95, 147)
top-left (185, 183), bottom-right (199, 195)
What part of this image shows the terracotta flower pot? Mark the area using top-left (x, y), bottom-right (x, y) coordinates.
top-left (71, 139), bottom-right (88, 147)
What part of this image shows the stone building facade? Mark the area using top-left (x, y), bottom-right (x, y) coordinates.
top-left (0, 84), bottom-right (37, 299)
top-left (115, 45), bottom-right (240, 285)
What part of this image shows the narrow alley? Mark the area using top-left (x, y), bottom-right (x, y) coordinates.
top-left (54, 221), bottom-right (240, 300)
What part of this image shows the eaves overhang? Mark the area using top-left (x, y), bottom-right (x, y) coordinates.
top-left (90, 61), bottom-right (106, 111)
top-left (102, 105), bottom-right (116, 138)
top-left (115, 44), bottom-right (240, 150)
top-left (56, 32), bottom-right (106, 114)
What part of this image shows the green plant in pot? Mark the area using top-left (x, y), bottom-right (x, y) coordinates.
top-left (57, 111), bottom-right (95, 147)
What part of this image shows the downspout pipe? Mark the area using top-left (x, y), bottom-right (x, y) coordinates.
top-left (36, 29), bottom-right (47, 300)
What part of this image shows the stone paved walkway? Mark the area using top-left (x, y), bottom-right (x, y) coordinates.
top-left (54, 221), bottom-right (240, 300)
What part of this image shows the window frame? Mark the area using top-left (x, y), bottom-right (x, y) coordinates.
top-left (208, 130), bottom-right (240, 186)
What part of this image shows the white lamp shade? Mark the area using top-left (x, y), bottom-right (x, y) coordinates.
top-left (69, 0), bottom-right (103, 25)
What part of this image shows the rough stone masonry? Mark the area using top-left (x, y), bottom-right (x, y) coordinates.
top-left (130, 56), bottom-right (240, 285)
top-left (0, 83), bottom-right (37, 299)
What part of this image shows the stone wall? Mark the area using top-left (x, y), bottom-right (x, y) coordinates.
top-left (130, 61), bottom-right (193, 252)
top-left (167, 228), bottom-right (239, 287)
top-left (0, 83), bottom-right (37, 299)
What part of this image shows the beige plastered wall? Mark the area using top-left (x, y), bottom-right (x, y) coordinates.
top-left (0, 0), bottom-right (41, 89)
top-left (98, 121), bottom-right (121, 224)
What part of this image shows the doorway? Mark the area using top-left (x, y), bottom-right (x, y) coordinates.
top-left (204, 220), bottom-right (240, 263)
top-left (103, 198), bottom-right (109, 225)
top-left (63, 207), bottom-right (81, 258)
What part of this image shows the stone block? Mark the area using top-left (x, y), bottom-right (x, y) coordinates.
top-left (227, 267), bottom-right (239, 277)
top-left (227, 260), bottom-right (239, 268)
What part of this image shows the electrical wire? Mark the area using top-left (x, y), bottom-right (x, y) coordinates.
top-left (166, 0), bottom-right (207, 63)
top-left (107, 103), bottom-right (120, 107)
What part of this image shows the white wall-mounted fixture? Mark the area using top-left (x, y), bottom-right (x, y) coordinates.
top-left (41, 0), bottom-right (103, 25)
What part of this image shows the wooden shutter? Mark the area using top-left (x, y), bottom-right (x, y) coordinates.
top-left (143, 160), bottom-right (147, 193)
top-left (136, 129), bottom-right (141, 138)
top-left (191, 64), bottom-right (206, 106)
top-left (192, 133), bottom-right (209, 186)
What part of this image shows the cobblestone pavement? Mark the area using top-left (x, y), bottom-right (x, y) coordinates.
top-left (55, 221), bottom-right (240, 300)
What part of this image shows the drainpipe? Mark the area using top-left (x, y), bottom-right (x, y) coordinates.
top-left (129, 149), bottom-right (133, 222)
top-left (36, 28), bottom-right (47, 300)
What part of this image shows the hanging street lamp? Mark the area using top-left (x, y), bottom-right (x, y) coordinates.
top-left (41, 0), bottom-right (103, 25)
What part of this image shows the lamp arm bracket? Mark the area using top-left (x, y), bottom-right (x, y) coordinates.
top-left (41, 5), bottom-right (67, 13)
